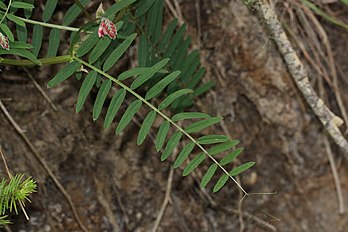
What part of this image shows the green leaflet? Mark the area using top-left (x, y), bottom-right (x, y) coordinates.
top-left (135, 0), bottom-right (156, 17)
top-left (229, 162), bottom-right (255, 176)
top-left (183, 153), bottom-right (206, 176)
top-left (24, 0), bottom-right (35, 18)
top-left (76, 71), bottom-right (97, 113)
top-left (131, 58), bottom-right (170, 89)
top-left (16, 24), bottom-right (27, 42)
top-left (185, 117), bottom-right (222, 134)
top-left (208, 140), bottom-right (240, 156)
top-left (158, 18), bottom-right (177, 52)
top-left (47, 29), bottom-right (60, 57)
top-left (213, 174), bottom-right (228, 193)
top-left (47, 61), bottom-right (80, 88)
top-left (193, 81), bottom-right (215, 97)
top-left (147, 0), bottom-right (163, 44)
top-left (145, 70), bottom-right (181, 100)
top-left (138, 34), bottom-right (148, 67)
top-left (116, 100), bottom-right (142, 134)
top-left (220, 148), bottom-right (244, 166)
top-left (0, 48), bottom-right (40, 65)
top-left (200, 164), bottom-right (218, 188)
top-left (0, 2), bottom-right (6, 10)
top-left (161, 131), bottom-right (182, 161)
top-left (32, 25), bottom-right (43, 57)
top-left (104, 0), bottom-right (138, 18)
top-left (93, 80), bottom-right (112, 121)
top-left (155, 121), bottom-right (170, 151)
top-left (9, 41), bottom-right (33, 49)
top-left (103, 33), bottom-right (137, 71)
top-left (197, 135), bottom-right (230, 145)
top-left (173, 142), bottom-right (195, 168)
top-left (188, 67), bottom-right (205, 89)
top-left (76, 30), bottom-right (99, 57)
top-left (89, 38), bottom-right (112, 64)
top-left (104, 89), bottom-right (126, 129)
top-left (118, 67), bottom-right (148, 81)
top-left (158, 89), bottom-right (193, 110)
top-left (6, 14), bottom-right (25, 27)
top-left (137, 111), bottom-right (157, 145)
top-left (0, 23), bottom-right (14, 42)
top-left (63, 0), bottom-right (90, 26)
top-left (165, 24), bottom-right (186, 58)
top-left (43, 0), bottom-right (58, 22)
top-left (11, 2), bottom-right (34, 9)
top-left (170, 36), bottom-right (190, 67)
top-left (171, 112), bottom-right (210, 122)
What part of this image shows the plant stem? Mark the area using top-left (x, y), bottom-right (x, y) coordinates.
top-left (0, 55), bottom-right (72, 66)
top-left (73, 0), bottom-right (93, 20)
top-left (73, 56), bottom-right (248, 196)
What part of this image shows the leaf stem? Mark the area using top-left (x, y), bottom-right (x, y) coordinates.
top-left (0, 0), bottom-right (13, 25)
top-left (0, 55), bottom-right (73, 66)
top-left (15, 16), bottom-right (80, 32)
top-left (73, 56), bottom-right (248, 195)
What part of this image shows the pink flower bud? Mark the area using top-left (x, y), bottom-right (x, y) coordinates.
top-left (98, 18), bottom-right (117, 40)
top-left (0, 32), bottom-right (9, 50)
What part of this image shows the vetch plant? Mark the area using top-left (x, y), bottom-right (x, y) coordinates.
top-left (0, 0), bottom-right (254, 199)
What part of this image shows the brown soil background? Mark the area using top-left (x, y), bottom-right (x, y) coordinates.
top-left (1, 1), bottom-right (348, 231)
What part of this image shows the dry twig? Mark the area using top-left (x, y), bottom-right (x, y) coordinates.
top-left (151, 167), bottom-right (174, 232)
top-left (241, 0), bottom-right (348, 157)
top-left (324, 138), bottom-right (345, 214)
top-left (0, 100), bottom-right (89, 232)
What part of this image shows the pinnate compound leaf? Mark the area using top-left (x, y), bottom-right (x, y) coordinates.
top-left (93, 79), bottom-right (112, 120)
top-left (229, 162), bottom-right (255, 176)
top-left (137, 111), bottom-right (157, 145)
top-left (200, 164), bottom-right (218, 188)
top-left (185, 117), bottom-right (222, 134)
top-left (116, 100), bottom-right (142, 134)
top-left (172, 112), bottom-right (210, 122)
top-left (213, 174), bottom-right (228, 193)
top-left (47, 61), bottom-right (80, 88)
top-left (220, 148), bottom-right (244, 166)
top-left (103, 33), bottom-right (137, 71)
top-left (197, 135), bottom-right (230, 144)
top-left (161, 132), bottom-right (182, 161)
top-left (183, 153), bottom-right (206, 176)
top-left (104, 89), bottom-right (126, 129)
top-left (208, 140), bottom-right (240, 156)
top-left (145, 70), bottom-right (181, 100)
top-left (173, 142), bottom-right (195, 168)
top-left (131, 58), bottom-right (170, 89)
top-left (76, 71), bottom-right (97, 113)
top-left (43, 0), bottom-right (58, 22)
top-left (155, 121), bottom-right (170, 151)
top-left (158, 89), bottom-right (193, 110)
